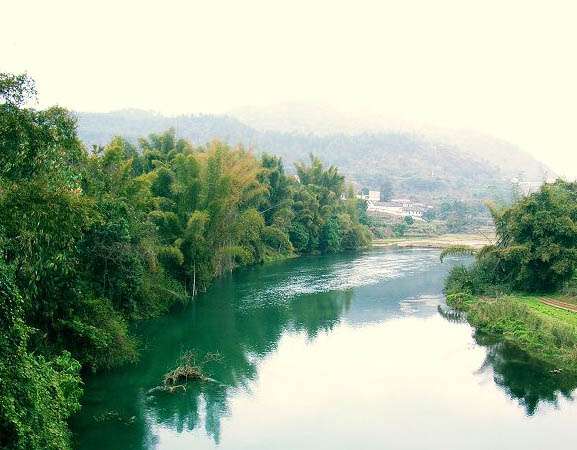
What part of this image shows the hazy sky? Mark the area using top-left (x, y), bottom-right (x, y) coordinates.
top-left (2, 0), bottom-right (577, 178)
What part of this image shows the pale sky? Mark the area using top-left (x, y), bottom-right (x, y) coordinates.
top-left (2, 0), bottom-right (577, 178)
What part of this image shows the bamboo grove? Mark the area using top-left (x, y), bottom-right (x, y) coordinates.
top-left (0, 73), bottom-right (370, 449)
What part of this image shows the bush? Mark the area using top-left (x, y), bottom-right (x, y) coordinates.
top-left (445, 291), bottom-right (474, 309)
top-left (263, 226), bottom-right (293, 254)
top-left (392, 222), bottom-right (408, 237)
top-left (157, 245), bottom-right (185, 279)
top-left (320, 217), bottom-right (342, 253)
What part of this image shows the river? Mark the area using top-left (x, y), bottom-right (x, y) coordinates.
top-left (71, 248), bottom-right (577, 449)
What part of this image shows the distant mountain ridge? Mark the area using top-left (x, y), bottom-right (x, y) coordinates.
top-left (75, 108), bottom-right (551, 203)
top-left (231, 102), bottom-right (552, 182)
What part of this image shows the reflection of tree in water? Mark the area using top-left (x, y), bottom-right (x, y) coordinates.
top-left (438, 306), bottom-right (577, 416)
top-left (143, 288), bottom-right (353, 444)
top-left (436, 304), bottom-right (466, 323)
top-left (476, 334), bottom-right (577, 415)
top-left (291, 290), bottom-right (353, 338)
top-left (147, 382), bottom-right (228, 444)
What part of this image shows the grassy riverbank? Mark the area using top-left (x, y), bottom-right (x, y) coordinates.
top-left (446, 292), bottom-right (577, 373)
top-left (441, 181), bottom-right (577, 373)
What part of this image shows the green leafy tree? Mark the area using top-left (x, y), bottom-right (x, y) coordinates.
top-left (320, 216), bottom-right (342, 253)
top-left (488, 181), bottom-right (577, 291)
top-left (446, 180), bottom-right (577, 294)
top-left (393, 222), bottom-right (408, 237)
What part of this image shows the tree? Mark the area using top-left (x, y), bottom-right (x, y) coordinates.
top-left (295, 154), bottom-right (344, 198)
top-left (422, 209), bottom-right (436, 221)
top-left (446, 180), bottom-right (577, 293)
top-left (0, 75), bottom-right (83, 186)
top-left (320, 216), bottom-right (342, 253)
top-left (393, 223), bottom-right (408, 237)
top-left (488, 181), bottom-right (577, 291)
top-left (0, 71), bottom-right (372, 449)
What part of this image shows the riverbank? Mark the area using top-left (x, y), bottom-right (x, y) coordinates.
top-left (446, 292), bottom-right (577, 373)
top-left (372, 233), bottom-right (494, 250)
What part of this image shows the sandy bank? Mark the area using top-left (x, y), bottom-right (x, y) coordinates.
top-left (372, 233), bottom-right (495, 250)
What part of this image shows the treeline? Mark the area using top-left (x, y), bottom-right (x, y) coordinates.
top-left (0, 74), bottom-right (369, 449)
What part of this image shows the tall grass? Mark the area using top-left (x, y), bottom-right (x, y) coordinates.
top-left (446, 293), bottom-right (577, 372)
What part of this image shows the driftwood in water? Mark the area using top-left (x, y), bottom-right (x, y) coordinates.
top-left (147, 384), bottom-right (187, 395)
top-left (147, 350), bottom-right (221, 396)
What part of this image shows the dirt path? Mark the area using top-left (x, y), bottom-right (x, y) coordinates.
top-left (540, 298), bottom-right (577, 313)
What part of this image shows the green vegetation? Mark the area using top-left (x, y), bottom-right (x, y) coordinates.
top-left (445, 180), bottom-right (577, 294)
top-left (446, 293), bottom-right (577, 372)
top-left (0, 258), bottom-right (82, 450)
top-left (427, 199), bottom-right (491, 233)
top-left (444, 180), bottom-right (577, 372)
top-left (368, 198), bottom-right (493, 239)
top-left (0, 73), bottom-right (369, 449)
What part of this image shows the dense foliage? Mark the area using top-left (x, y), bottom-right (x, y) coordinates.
top-left (0, 258), bottom-right (82, 450)
top-left (0, 73), bottom-right (369, 449)
top-left (446, 181), bottom-right (577, 295)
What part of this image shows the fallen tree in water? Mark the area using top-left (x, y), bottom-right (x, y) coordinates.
top-left (147, 351), bottom-right (221, 395)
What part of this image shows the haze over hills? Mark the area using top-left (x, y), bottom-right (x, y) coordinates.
top-left (76, 106), bottom-right (552, 203)
top-left (232, 102), bottom-right (553, 182)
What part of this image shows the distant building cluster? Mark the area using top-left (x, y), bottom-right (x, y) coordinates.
top-left (357, 190), bottom-right (430, 220)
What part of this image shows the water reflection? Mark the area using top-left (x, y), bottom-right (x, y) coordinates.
top-left (142, 288), bottom-right (355, 445)
top-left (72, 249), bottom-right (577, 450)
top-left (475, 335), bottom-right (577, 415)
top-left (438, 305), bottom-right (577, 416)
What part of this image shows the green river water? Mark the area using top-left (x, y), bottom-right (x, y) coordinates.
top-left (71, 248), bottom-right (577, 449)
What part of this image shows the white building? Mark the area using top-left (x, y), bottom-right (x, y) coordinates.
top-left (356, 190), bottom-right (381, 201)
top-left (518, 181), bottom-right (543, 196)
top-left (368, 190), bottom-right (380, 202)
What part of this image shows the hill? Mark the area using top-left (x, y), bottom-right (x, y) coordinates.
top-left (75, 109), bottom-right (550, 203)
